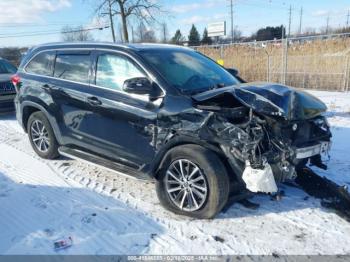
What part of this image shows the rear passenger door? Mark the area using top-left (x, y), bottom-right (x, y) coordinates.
top-left (48, 50), bottom-right (98, 148)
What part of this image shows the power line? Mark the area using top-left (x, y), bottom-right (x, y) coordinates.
top-left (235, 0), bottom-right (290, 11)
top-left (347, 10), bottom-right (350, 27)
top-left (0, 24), bottom-right (110, 36)
top-left (0, 21), bottom-right (90, 28)
top-left (0, 25), bottom-right (110, 39)
top-left (0, 25), bottom-right (107, 36)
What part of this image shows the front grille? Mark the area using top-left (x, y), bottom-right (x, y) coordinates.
top-left (0, 81), bottom-right (15, 94)
top-left (281, 117), bottom-right (331, 147)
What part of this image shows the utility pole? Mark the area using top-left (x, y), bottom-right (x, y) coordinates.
top-left (347, 10), bottom-right (349, 27)
top-left (326, 15), bottom-right (330, 34)
top-left (284, 5), bottom-right (292, 85)
top-left (107, 0), bottom-right (116, 43)
top-left (162, 23), bottom-right (167, 43)
top-left (288, 5), bottom-right (292, 37)
top-left (229, 0), bottom-right (234, 43)
top-left (298, 7), bottom-right (303, 35)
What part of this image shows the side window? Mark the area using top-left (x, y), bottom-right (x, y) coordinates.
top-left (54, 54), bottom-right (90, 84)
top-left (96, 54), bottom-right (145, 91)
top-left (25, 51), bottom-right (55, 76)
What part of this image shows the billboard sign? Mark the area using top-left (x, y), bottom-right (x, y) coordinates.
top-left (208, 21), bottom-right (226, 37)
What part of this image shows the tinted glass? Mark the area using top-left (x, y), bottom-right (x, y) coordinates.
top-left (54, 54), bottom-right (90, 83)
top-left (140, 49), bottom-right (240, 94)
top-left (0, 59), bottom-right (17, 74)
top-left (96, 54), bottom-right (145, 91)
top-left (25, 52), bottom-right (54, 76)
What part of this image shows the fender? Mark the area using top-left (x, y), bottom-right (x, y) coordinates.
top-left (150, 134), bottom-right (230, 178)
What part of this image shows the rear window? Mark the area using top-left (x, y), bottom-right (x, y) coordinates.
top-left (54, 53), bottom-right (90, 84)
top-left (25, 51), bottom-right (55, 76)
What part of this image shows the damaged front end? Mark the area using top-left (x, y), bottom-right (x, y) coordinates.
top-left (192, 83), bottom-right (332, 194)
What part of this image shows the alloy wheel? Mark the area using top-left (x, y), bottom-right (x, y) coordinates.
top-left (30, 120), bottom-right (50, 153)
top-left (165, 159), bottom-right (208, 212)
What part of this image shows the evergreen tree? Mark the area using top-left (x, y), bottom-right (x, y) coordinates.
top-left (171, 30), bottom-right (184, 45)
top-left (255, 25), bottom-right (286, 41)
top-left (188, 24), bottom-right (200, 46)
top-left (201, 28), bottom-right (212, 45)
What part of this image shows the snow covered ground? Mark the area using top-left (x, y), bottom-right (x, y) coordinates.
top-left (0, 90), bottom-right (350, 255)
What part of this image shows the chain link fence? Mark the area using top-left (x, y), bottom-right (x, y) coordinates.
top-left (193, 33), bottom-right (350, 92)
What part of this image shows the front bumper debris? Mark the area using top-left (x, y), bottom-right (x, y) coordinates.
top-left (242, 161), bottom-right (278, 193)
top-left (295, 141), bottom-right (331, 159)
top-left (296, 167), bottom-right (350, 222)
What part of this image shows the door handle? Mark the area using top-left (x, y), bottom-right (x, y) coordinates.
top-left (42, 84), bottom-right (51, 90)
top-left (87, 96), bottom-right (102, 106)
top-left (42, 84), bottom-right (61, 91)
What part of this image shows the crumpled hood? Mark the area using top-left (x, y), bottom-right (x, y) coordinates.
top-left (192, 82), bottom-right (327, 120)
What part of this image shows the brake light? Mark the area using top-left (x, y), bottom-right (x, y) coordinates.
top-left (11, 74), bottom-right (21, 86)
top-left (11, 74), bottom-right (21, 91)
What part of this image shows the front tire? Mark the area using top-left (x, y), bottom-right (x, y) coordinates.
top-left (156, 144), bottom-right (230, 219)
top-left (27, 111), bottom-right (59, 159)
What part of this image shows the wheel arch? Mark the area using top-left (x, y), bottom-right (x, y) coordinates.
top-left (21, 101), bottom-right (63, 144)
top-left (151, 135), bottom-right (239, 183)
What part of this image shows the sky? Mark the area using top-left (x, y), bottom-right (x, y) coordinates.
top-left (0, 0), bottom-right (349, 47)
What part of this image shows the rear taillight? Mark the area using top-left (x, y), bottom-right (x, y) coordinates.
top-left (11, 74), bottom-right (21, 86)
top-left (11, 74), bottom-right (21, 92)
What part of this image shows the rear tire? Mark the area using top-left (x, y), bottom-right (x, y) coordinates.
top-left (27, 111), bottom-right (59, 159)
top-left (156, 144), bottom-right (230, 219)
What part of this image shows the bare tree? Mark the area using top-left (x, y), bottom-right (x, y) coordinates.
top-left (61, 25), bottom-right (94, 42)
top-left (93, 0), bottom-right (116, 42)
top-left (0, 47), bottom-right (24, 66)
top-left (143, 29), bottom-right (157, 43)
top-left (92, 0), bottom-right (163, 43)
top-left (233, 27), bottom-right (242, 41)
top-left (117, 23), bottom-right (124, 42)
top-left (302, 27), bottom-right (317, 36)
top-left (135, 22), bottom-right (146, 42)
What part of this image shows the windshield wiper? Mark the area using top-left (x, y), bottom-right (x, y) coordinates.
top-left (180, 83), bottom-right (227, 95)
top-left (181, 87), bottom-right (210, 95)
top-left (210, 83), bottom-right (226, 90)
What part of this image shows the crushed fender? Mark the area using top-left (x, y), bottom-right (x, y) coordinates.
top-left (296, 167), bottom-right (350, 222)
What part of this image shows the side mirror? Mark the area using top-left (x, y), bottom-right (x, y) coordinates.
top-left (122, 77), bottom-right (153, 95)
top-left (226, 68), bottom-right (246, 83)
top-left (226, 68), bottom-right (239, 76)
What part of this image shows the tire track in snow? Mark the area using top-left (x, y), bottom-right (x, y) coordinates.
top-left (0, 116), bottom-right (197, 254)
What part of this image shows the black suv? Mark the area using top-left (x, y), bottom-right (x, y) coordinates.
top-left (14, 43), bottom-right (332, 218)
top-left (0, 58), bottom-right (17, 112)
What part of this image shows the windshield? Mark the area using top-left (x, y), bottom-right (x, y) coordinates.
top-left (0, 59), bottom-right (17, 74)
top-left (140, 49), bottom-right (240, 94)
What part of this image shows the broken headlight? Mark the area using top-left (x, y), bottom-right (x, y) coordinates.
top-left (314, 115), bottom-right (331, 132)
